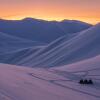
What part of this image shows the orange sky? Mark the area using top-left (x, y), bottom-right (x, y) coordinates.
top-left (0, 0), bottom-right (100, 24)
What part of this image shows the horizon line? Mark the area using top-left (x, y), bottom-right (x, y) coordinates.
top-left (0, 17), bottom-right (98, 25)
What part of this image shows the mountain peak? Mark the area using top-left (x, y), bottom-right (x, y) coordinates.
top-left (22, 17), bottom-right (35, 21)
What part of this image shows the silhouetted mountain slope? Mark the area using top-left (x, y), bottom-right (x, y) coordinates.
top-left (0, 18), bottom-right (92, 43)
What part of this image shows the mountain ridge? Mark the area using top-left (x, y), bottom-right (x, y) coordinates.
top-left (0, 18), bottom-right (92, 43)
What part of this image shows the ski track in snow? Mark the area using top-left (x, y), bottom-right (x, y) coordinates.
top-left (28, 68), bottom-right (100, 99)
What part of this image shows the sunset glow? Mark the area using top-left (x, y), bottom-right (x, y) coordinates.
top-left (0, 0), bottom-right (100, 24)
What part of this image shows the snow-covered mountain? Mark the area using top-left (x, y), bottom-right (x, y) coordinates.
top-left (14, 23), bottom-right (100, 67)
top-left (0, 19), bottom-right (99, 100)
top-left (0, 18), bottom-right (92, 43)
top-left (0, 23), bottom-right (99, 67)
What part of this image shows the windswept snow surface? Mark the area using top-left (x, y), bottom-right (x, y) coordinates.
top-left (0, 55), bottom-right (100, 100)
top-left (0, 32), bottom-right (45, 54)
top-left (0, 33), bottom-right (75, 65)
top-left (0, 46), bottom-right (45, 64)
top-left (55, 54), bottom-right (100, 71)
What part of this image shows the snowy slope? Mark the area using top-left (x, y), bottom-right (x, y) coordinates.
top-left (10, 23), bottom-right (100, 67)
top-left (0, 56), bottom-right (100, 100)
top-left (0, 32), bottom-right (76, 65)
top-left (0, 46), bottom-right (45, 64)
top-left (0, 23), bottom-right (99, 68)
top-left (0, 32), bottom-right (45, 54)
top-left (54, 54), bottom-right (100, 72)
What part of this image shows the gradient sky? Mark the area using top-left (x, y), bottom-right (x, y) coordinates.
top-left (0, 0), bottom-right (100, 24)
